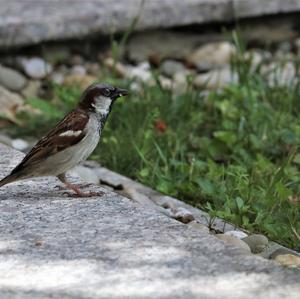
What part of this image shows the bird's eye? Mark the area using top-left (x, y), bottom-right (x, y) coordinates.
top-left (103, 88), bottom-right (110, 97)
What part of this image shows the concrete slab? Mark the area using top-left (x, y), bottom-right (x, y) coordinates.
top-left (0, 143), bottom-right (299, 299)
top-left (0, 0), bottom-right (300, 48)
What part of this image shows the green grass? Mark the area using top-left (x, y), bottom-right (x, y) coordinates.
top-left (7, 50), bottom-right (300, 251)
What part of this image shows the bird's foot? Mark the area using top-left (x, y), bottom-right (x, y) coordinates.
top-left (55, 183), bottom-right (94, 191)
top-left (62, 182), bottom-right (104, 198)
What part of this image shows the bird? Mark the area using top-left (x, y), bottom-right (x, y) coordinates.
top-left (0, 82), bottom-right (128, 197)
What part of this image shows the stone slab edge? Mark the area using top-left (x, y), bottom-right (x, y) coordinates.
top-left (0, 0), bottom-right (300, 48)
top-left (0, 143), bottom-right (300, 299)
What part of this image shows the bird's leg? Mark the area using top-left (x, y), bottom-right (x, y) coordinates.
top-left (57, 173), bottom-right (104, 198)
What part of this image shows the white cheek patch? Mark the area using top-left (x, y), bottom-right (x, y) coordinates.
top-left (59, 130), bottom-right (82, 137)
top-left (92, 96), bottom-right (112, 115)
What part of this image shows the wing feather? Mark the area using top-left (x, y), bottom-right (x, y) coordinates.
top-left (11, 109), bottom-right (89, 174)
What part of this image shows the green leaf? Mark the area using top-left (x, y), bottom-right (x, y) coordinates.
top-left (213, 130), bottom-right (237, 144)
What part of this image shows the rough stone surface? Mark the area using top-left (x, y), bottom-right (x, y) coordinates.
top-left (0, 0), bottom-right (300, 48)
top-left (0, 144), bottom-right (300, 299)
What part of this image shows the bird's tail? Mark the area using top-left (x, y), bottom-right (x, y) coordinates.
top-left (0, 173), bottom-right (19, 188)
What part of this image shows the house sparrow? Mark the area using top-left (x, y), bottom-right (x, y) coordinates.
top-left (0, 82), bottom-right (128, 197)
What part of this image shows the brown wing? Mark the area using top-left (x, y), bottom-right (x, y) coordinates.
top-left (11, 109), bottom-right (89, 174)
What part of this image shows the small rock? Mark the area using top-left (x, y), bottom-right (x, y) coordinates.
top-left (103, 58), bottom-right (127, 78)
top-left (263, 62), bottom-right (296, 86)
top-left (86, 62), bottom-right (101, 76)
top-left (50, 72), bottom-right (65, 85)
top-left (70, 65), bottom-right (87, 76)
top-left (173, 72), bottom-right (189, 95)
top-left (270, 248), bottom-right (300, 259)
top-left (69, 54), bottom-right (84, 66)
top-left (0, 134), bottom-right (12, 146)
top-left (172, 207), bottom-right (195, 224)
top-left (21, 80), bottom-right (41, 99)
top-left (63, 74), bottom-right (98, 90)
top-left (0, 64), bottom-right (27, 91)
top-left (187, 42), bottom-right (236, 71)
top-left (126, 62), bottom-right (154, 84)
top-left (188, 221), bottom-right (209, 234)
top-left (274, 254), bottom-right (300, 268)
top-left (225, 230), bottom-right (248, 239)
top-left (21, 57), bottom-right (52, 79)
top-left (242, 234), bottom-right (268, 254)
top-left (69, 165), bottom-right (99, 185)
top-left (158, 75), bottom-right (173, 91)
top-left (0, 85), bottom-right (24, 122)
top-left (160, 60), bottom-right (186, 78)
top-left (194, 68), bottom-right (237, 90)
top-left (216, 234), bottom-right (251, 252)
top-left (11, 138), bottom-right (29, 152)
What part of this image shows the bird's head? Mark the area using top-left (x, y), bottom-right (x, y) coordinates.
top-left (78, 83), bottom-right (128, 114)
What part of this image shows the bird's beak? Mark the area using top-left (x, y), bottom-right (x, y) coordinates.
top-left (114, 87), bottom-right (129, 99)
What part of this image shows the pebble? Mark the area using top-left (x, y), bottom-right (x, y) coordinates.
top-left (160, 60), bottom-right (186, 78)
top-left (70, 65), bottom-right (87, 76)
top-left (194, 68), bottom-right (238, 90)
top-left (11, 138), bottom-right (29, 152)
top-left (224, 230), bottom-right (248, 239)
top-left (242, 234), bottom-right (269, 254)
top-left (216, 234), bottom-right (251, 252)
top-left (50, 72), bottom-right (65, 85)
top-left (63, 74), bottom-right (98, 90)
top-left (0, 85), bottom-right (24, 122)
top-left (274, 254), bottom-right (300, 268)
top-left (126, 62), bottom-right (154, 84)
top-left (69, 54), bottom-right (84, 66)
top-left (86, 62), bottom-right (101, 76)
top-left (263, 62), bottom-right (296, 86)
top-left (187, 42), bottom-right (236, 71)
top-left (188, 221), bottom-right (210, 234)
top-left (0, 64), bottom-right (27, 91)
top-left (173, 72), bottom-right (189, 95)
top-left (21, 57), bottom-right (52, 79)
top-left (0, 134), bottom-right (12, 146)
top-left (103, 58), bottom-right (127, 78)
top-left (21, 80), bottom-right (41, 99)
top-left (172, 207), bottom-right (195, 224)
top-left (269, 248), bottom-right (300, 259)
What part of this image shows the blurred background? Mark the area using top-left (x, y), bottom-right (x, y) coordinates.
top-left (0, 0), bottom-right (299, 252)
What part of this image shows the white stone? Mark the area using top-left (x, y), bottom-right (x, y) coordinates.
top-left (21, 57), bottom-right (52, 79)
top-left (187, 42), bottom-right (236, 71)
top-left (216, 234), bottom-right (251, 252)
top-left (126, 62), bottom-right (154, 84)
top-left (11, 138), bottom-right (29, 152)
top-left (225, 230), bottom-right (248, 239)
top-left (194, 68), bottom-right (238, 90)
top-left (70, 65), bottom-right (87, 76)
